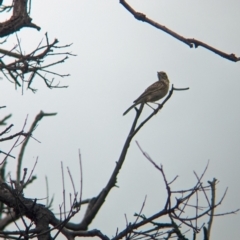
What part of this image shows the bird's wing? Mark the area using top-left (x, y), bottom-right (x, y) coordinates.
top-left (134, 81), bottom-right (163, 103)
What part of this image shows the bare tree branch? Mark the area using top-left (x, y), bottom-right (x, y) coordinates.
top-left (0, 33), bottom-right (74, 92)
top-left (0, 0), bottom-right (40, 38)
top-left (120, 0), bottom-right (240, 62)
top-left (16, 111), bottom-right (57, 183)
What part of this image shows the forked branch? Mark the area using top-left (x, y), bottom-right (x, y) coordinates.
top-left (0, 33), bottom-right (75, 92)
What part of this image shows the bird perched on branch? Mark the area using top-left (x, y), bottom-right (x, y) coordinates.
top-left (123, 71), bottom-right (170, 115)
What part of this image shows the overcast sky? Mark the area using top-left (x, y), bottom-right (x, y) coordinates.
top-left (1, 0), bottom-right (240, 239)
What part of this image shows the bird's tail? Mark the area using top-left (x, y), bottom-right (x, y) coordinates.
top-left (123, 103), bottom-right (138, 116)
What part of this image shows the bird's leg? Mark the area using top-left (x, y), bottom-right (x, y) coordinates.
top-left (146, 103), bottom-right (155, 110)
top-left (152, 102), bottom-right (163, 108)
top-left (146, 103), bottom-right (163, 112)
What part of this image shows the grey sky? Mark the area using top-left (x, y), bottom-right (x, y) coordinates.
top-left (1, 0), bottom-right (240, 239)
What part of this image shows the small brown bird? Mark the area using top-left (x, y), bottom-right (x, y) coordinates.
top-left (123, 71), bottom-right (170, 115)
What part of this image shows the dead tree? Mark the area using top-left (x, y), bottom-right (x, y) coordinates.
top-left (0, 1), bottom-right (239, 239)
top-left (0, 87), bottom-right (238, 240)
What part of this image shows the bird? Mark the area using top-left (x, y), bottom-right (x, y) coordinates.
top-left (123, 71), bottom-right (170, 115)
